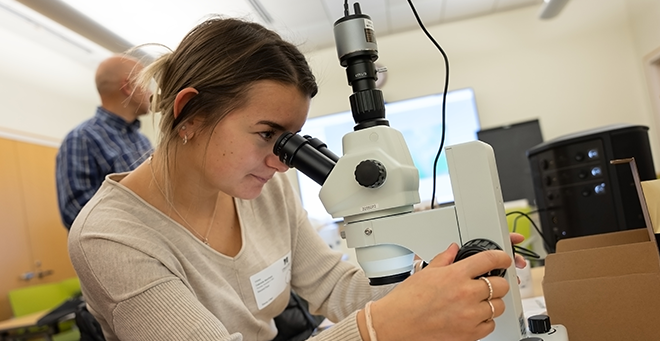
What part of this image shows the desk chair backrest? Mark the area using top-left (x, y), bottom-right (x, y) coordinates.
top-left (8, 278), bottom-right (81, 317)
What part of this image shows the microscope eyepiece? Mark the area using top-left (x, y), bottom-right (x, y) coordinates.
top-left (273, 132), bottom-right (336, 186)
top-left (303, 135), bottom-right (340, 162)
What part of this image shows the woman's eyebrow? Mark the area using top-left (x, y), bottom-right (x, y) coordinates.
top-left (256, 120), bottom-right (303, 135)
top-left (256, 120), bottom-right (287, 131)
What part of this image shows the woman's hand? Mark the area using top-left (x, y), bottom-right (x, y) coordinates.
top-left (510, 232), bottom-right (527, 269)
top-left (363, 243), bottom-right (512, 341)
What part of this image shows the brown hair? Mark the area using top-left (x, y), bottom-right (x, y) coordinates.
top-left (137, 17), bottom-right (318, 191)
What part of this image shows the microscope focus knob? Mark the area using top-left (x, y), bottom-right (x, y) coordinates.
top-left (528, 314), bottom-right (552, 334)
top-left (355, 160), bottom-right (387, 188)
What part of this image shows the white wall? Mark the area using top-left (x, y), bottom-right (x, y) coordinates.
top-left (306, 0), bottom-right (660, 170)
top-left (625, 0), bottom-right (660, 149)
top-left (0, 23), bottom-right (97, 142)
top-left (1, 0), bottom-right (659, 169)
top-left (0, 9), bottom-right (160, 145)
top-left (625, 0), bottom-right (660, 57)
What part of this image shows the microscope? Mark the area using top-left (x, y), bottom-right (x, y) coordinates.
top-left (274, 2), bottom-right (568, 340)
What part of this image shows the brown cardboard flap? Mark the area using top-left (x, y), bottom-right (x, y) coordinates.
top-left (542, 159), bottom-right (660, 341)
top-left (555, 228), bottom-right (650, 252)
top-left (642, 179), bottom-right (660, 234)
top-left (610, 158), bottom-right (657, 242)
top-left (544, 241), bottom-right (660, 282)
top-left (544, 272), bottom-right (660, 341)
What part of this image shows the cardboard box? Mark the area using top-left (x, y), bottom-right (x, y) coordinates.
top-left (543, 159), bottom-right (660, 341)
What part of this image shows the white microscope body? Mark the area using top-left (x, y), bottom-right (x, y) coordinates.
top-left (321, 125), bottom-right (526, 340)
top-left (274, 2), bottom-right (568, 340)
top-left (276, 125), bottom-right (570, 340)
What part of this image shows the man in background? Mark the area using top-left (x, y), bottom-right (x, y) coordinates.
top-left (56, 54), bottom-right (153, 230)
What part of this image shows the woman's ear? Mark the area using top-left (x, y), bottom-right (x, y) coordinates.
top-left (173, 87), bottom-right (199, 120)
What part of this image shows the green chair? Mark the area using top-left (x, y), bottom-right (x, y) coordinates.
top-left (6, 278), bottom-right (82, 341)
top-left (58, 278), bottom-right (82, 300)
top-left (9, 280), bottom-right (78, 318)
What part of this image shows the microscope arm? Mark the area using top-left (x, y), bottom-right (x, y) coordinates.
top-left (341, 140), bottom-right (526, 340)
top-left (447, 141), bottom-right (526, 340)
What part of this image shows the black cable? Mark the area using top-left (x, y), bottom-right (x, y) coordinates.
top-left (514, 245), bottom-right (541, 259)
top-left (506, 210), bottom-right (543, 259)
top-left (507, 209), bottom-right (542, 230)
top-left (406, 1), bottom-right (545, 263)
top-left (406, 0), bottom-right (449, 210)
top-left (343, 0), bottom-right (349, 16)
top-left (512, 208), bottom-right (540, 233)
top-left (506, 210), bottom-right (553, 252)
top-left (513, 214), bottom-right (521, 232)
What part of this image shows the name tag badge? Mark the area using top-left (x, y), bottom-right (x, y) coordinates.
top-left (250, 252), bottom-right (292, 310)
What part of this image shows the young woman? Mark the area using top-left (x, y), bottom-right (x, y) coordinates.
top-left (68, 17), bottom-right (523, 341)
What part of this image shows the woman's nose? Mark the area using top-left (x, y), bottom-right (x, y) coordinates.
top-left (266, 153), bottom-right (289, 172)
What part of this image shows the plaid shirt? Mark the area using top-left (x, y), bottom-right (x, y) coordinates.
top-left (56, 107), bottom-right (153, 229)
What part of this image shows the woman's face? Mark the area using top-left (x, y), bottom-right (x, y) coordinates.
top-left (194, 80), bottom-right (310, 199)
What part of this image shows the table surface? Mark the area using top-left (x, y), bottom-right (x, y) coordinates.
top-left (0, 310), bottom-right (48, 333)
top-left (531, 266), bottom-right (545, 297)
top-left (0, 267), bottom-right (547, 334)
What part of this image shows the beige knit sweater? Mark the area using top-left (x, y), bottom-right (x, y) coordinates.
top-left (68, 172), bottom-right (393, 341)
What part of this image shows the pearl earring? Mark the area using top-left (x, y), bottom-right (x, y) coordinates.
top-left (181, 125), bottom-right (188, 145)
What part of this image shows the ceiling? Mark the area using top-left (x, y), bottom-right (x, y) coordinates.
top-left (2, 0), bottom-right (548, 62)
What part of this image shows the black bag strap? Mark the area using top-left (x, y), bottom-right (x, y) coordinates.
top-left (75, 302), bottom-right (106, 341)
top-left (272, 290), bottom-right (324, 341)
top-left (290, 291), bottom-right (320, 328)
